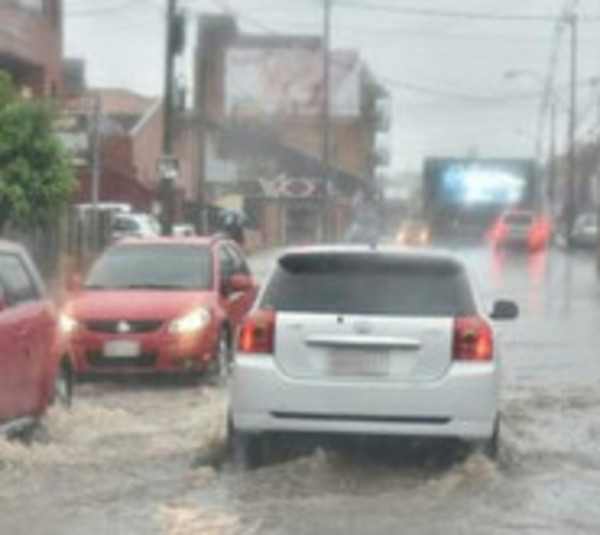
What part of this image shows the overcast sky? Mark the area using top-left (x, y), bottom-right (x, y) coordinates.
top-left (64, 0), bottom-right (600, 173)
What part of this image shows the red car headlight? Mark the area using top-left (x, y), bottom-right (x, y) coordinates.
top-left (169, 307), bottom-right (211, 335)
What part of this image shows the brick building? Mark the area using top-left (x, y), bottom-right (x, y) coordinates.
top-left (191, 15), bottom-right (390, 245)
top-left (0, 0), bottom-right (63, 97)
top-left (67, 88), bottom-right (193, 214)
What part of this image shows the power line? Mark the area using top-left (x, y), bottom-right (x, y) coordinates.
top-left (184, 1), bottom-right (600, 110)
top-left (65, 0), bottom-right (156, 18)
top-left (336, 1), bottom-right (600, 23)
top-left (534, 3), bottom-right (570, 161)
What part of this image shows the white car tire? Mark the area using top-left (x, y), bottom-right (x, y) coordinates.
top-left (482, 415), bottom-right (501, 460)
top-left (228, 419), bottom-right (265, 470)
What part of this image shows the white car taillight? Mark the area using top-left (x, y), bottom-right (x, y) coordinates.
top-left (238, 309), bottom-right (276, 354)
top-left (453, 316), bottom-right (493, 362)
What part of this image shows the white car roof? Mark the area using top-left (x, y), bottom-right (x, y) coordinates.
top-left (277, 244), bottom-right (465, 267)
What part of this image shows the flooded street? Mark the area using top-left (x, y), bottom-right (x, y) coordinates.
top-left (2, 246), bottom-right (600, 535)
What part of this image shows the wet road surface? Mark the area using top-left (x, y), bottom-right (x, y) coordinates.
top-left (2, 245), bottom-right (600, 534)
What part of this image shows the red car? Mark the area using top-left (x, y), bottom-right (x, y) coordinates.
top-left (61, 236), bottom-right (258, 377)
top-left (0, 241), bottom-right (73, 436)
top-left (488, 210), bottom-right (551, 251)
top-left (395, 220), bottom-right (430, 247)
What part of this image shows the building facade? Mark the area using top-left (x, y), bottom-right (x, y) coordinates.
top-left (64, 88), bottom-right (194, 215)
top-left (0, 0), bottom-right (63, 97)
top-left (191, 15), bottom-right (390, 245)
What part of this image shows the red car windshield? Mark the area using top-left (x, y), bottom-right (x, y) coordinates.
top-left (85, 245), bottom-right (213, 291)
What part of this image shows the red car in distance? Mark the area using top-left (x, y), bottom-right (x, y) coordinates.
top-left (0, 241), bottom-right (73, 436)
top-left (488, 210), bottom-right (551, 252)
top-left (61, 236), bottom-right (258, 378)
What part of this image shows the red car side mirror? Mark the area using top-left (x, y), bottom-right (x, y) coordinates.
top-left (229, 274), bottom-right (255, 293)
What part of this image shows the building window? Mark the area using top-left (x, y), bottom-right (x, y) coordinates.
top-left (43, 0), bottom-right (59, 28)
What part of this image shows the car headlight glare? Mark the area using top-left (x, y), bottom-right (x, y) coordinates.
top-left (170, 308), bottom-right (211, 335)
top-left (60, 313), bottom-right (79, 334)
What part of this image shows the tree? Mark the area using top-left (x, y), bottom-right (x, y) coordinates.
top-left (0, 72), bottom-right (75, 231)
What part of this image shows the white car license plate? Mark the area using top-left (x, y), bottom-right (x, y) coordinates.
top-left (328, 350), bottom-right (389, 377)
top-left (103, 340), bottom-right (141, 358)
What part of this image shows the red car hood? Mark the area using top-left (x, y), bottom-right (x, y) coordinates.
top-left (66, 290), bottom-right (216, 321)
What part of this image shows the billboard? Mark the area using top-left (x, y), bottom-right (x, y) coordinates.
top-left (425, 158), bottom-right (536, 209)
top-left (422, 158), bottom-right (538, 238)
top-left (225, 48), bottom-right (361, 119)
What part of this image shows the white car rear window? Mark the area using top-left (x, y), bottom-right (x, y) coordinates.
top-left (261, 253), bottom-right (476, 317)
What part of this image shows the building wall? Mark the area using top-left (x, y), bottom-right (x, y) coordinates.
top-left (0, 0), bottom-right (62, 97)
top-left (130, 101), bottom-right (196, 205)
top-left (176, 123), bottom-right (197, 202)
top-left (131, 101), bottom-right (163, 191)
top-left (278, 122), bottom-right (372, 180)
top-left (74, 136), bottom-right (153, 211)
top-left (194, 15), bottom-right (378, 185)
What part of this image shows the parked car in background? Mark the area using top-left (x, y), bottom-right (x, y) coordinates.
top-left (488, 210), bottom-right (551, 251)
top-left (230, 246), bottom-right (518, 467)
top-left (395, 219), bottom-right (430, 247)
top-left (0, 241), bottom-right (73, 436)
top-left (569, 212), bottom-right (598, 249)
top-left (111, 213), bottom-right (161, 241)
top-left (76, 202), bottom-right (131, 217)
top-left (173, 224), bottom-right (196, 237)
top-left (61, 236), bottom-right (258, 378)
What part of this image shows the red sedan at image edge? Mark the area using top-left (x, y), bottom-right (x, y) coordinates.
top-left (60, 236), bottom-right (258, 377)
top-left (0, 240), bottom-right (73, 436)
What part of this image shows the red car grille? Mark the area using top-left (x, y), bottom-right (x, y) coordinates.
top-left (84, 320), bottom-right (164, 334)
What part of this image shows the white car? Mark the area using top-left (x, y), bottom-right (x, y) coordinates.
top-left (111, 213), bottom-right (161, 241)
top-left (230, 246), bottom-right (518, 467)
top-left (571, 212), bottom-right (598, 249)
top-left (173, 223), bottom-right (196, 237)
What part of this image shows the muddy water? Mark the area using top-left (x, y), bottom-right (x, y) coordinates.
top-left (1, 247), bottom-right (600, 534)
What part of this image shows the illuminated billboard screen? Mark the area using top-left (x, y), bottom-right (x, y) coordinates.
top-left (426, 159), bottom-right (535, 209)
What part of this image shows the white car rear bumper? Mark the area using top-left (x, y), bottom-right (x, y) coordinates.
top-left (231, 356), bottom-right (499, 441)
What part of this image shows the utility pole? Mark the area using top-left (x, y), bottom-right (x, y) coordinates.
top-left (89, 92), bottom-right (102, 251)
top-left (321, 0), bottom-right (332, 242)
top-left (196, 26), bottom-right (209, 236)
top-left (160, 0), bottom-right (178, 236)
top-left (594, 79), bottom-right (600, 277)
top-left (549, 98), bottom-right (557, 210)
top-left (566, 8), bottom-right (578, 247)
top-left (90, 92), bottom-right (101, 213)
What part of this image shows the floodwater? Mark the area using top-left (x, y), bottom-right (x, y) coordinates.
top-left (2, 246), bottom-right (600, 534)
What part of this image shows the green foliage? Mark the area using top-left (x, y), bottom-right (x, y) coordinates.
top-left (0, 72), bottom-right (76, 230)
